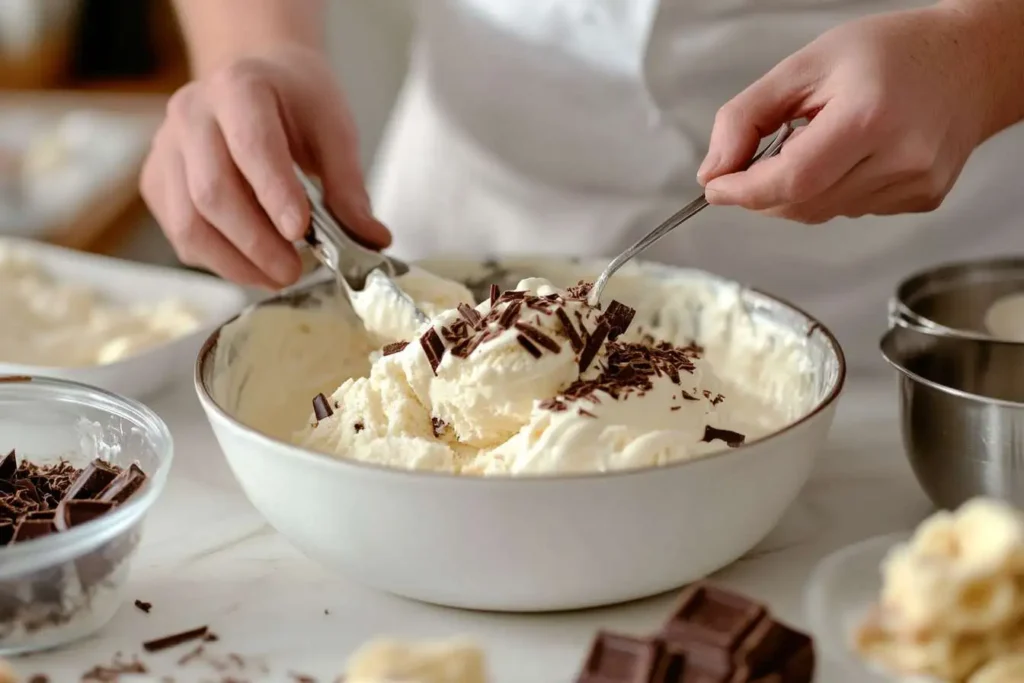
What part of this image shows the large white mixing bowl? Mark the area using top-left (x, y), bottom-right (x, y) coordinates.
top-left (194, 259), bottom-right (845, 612)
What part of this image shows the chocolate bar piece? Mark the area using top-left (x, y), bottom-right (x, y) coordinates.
top-left (98, 463), bottom-right (147, 504)
top-left (12, 518), bottom-right (56, 543)
top-left (576, 632), bottom-right (682, 683)
top-left (54, 500), bottom-right (115, 532)
top-left (659, 583), bottom-right (813, 682)
top-left (63, 459), bottom-right (119, 501)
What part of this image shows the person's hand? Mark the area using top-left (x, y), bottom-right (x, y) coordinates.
top-left (697, 6), bottom-right (993, 224)
top-left (141, 44), bottom-right (390, 288)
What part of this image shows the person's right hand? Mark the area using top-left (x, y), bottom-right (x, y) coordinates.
top-left (141, 44), bottom-right (391, 289)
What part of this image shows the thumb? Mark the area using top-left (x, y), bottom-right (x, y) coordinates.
top-left (698, 53), bottom-right (821, 185)
top-left (308, 100), bottom-right (392, 250)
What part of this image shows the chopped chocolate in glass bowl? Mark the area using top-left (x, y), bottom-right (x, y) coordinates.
top-left (0, 450), bottom-right (149, 643)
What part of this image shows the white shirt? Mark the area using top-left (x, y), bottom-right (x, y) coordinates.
top-left (364, 0), bottom-right (1024, 373)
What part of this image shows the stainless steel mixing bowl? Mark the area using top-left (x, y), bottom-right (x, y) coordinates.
top-left (882, 257), bottom-right (1024, 509)
top-left (889, 257), bottom-right (1024, 339)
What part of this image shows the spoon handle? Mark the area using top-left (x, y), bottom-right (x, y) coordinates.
top-left (588, 122), bottom-right (794, 307)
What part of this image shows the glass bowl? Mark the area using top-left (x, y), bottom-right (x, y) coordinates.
top-left (0, 375), bottom-right (173, 655)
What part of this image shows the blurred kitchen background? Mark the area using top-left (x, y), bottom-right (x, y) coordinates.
top-left (0, 0), bottom-right (412, 267)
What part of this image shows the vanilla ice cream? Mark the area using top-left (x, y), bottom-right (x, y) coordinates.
top-left (294, 275), bottom-right (789, 475)
top-left (855, 498), bottom-right (1024, 682)
top-left (0, 243), bottom-right (202, 366)
top-left (345, 638), bottom-right (488, 683)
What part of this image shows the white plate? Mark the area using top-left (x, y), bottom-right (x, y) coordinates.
top-left (0, 238), bottom-right (247, 398)
top-left (805, 533), bottom-right (913, 682)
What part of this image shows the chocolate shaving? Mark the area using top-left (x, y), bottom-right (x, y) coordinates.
top-left (451, 334), bottom-right (484, 359)
top-left (419, 327), bottom-right (446, 374)
top-left (496, 300), bottom-right (522, 329)
top-left (516, 335), bottom-right (542, 359)
top-left (134, 600), bottom-right (152, 614)
top-left (0, 450), bottom-right (15, 480)
top-left (578, 321), bottom-right (610, 373)
top-left (81, 654), bottom-right (147, 682)
top-left (565, 281), bottom-right (593, 301)
top-left (600, 300), bottom-right (636, 341)
top-left (431, 417), bottom-right (447, 438)
top-left (555, 308), bottom-right (584, 353)
top-left (354, 422), bottom-right (364, 433)
top-left (514, 322), bottom-right (561, 353)
top-left (312, 393), bottom-right (334, 421)
top-left (578, 409), bottom-right (597, 418)
top-left (382, 341), bottom-right (409, 356)
top-left (671, 406), bottom-right (681, 411)
top-left (701, 425), bottom-right (746, 448)
top-left (457, 302), bottom-right (483, 328)
top-left (142, 625), bottom-right (210, 652)
top-left (681, 391), bottom-right (699, 401)
top-left (489, 283), bottom-right (499, 306)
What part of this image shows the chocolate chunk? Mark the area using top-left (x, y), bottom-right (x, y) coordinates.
top-left (555, 308), bottom-right (584, 353)
top-left (419, 327), bottom-right (446, 374)
top-left (63, 459), bottom-right (118, 501)
top-left (431, 417), bottom-right (446, 438)
top-left (54, 500), bottom-right (115, 531)
top-left (576, 632), bottom-right (681, 683)
top-left (489, 283), bottom-right (499, 306)
top-left (382, 341), bottom-right (409, 356)
top-left (458, 302), bottom-right (483, 328)
top-left (701, 426), bottom-right (746, 448)
top-left (12, 518), bottom-right (56, 543)
top-left (0, 450), bottom-right (15, 480)
top-left (660, 582), bottom-right (811, 681)
top-left (142, 625), bottom-right (210, 652)
top-left (514, 322), bottom-right (561, 353)
top-left (516, 335), bottom-right (542, 359)
top-left (97, 463), bottom-right (147, 505)
top-left (578, 321), bottom-right (610, 373)
top-left (134, 599), bottom-right (153, 614)
top-left (600, 301), bottom-right (636, 341)
top-left (312, 393), bottom-right (334, 421)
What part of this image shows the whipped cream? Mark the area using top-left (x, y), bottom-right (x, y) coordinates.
top-left (213, 259), bottom-right (820, 476)
top-left (855, 499), bottom-right (1024, 683)
top-left (0, 243), bottom-right (202, 367)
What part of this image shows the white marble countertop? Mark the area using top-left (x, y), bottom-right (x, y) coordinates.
top-left (13, 375), bottom-right (933, 683)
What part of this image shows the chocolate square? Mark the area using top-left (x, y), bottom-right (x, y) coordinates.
top-left (663, 584), bottom-right (767, 650)
top-left (577, 632), bottom-right (670, 683)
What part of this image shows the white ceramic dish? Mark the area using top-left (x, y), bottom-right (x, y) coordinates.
top-left (0, 238), bottom-right (247, 399)
top-left (194, 259), bottom-right (846, 612)
top-left (805, 533), bottom-right (911, 682)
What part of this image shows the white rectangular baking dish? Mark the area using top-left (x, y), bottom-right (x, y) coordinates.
top-left (0, 238), bottom-right (248, 398)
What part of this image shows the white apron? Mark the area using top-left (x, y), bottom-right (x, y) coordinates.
top-left (367, 0), bottom-right (1024, 374)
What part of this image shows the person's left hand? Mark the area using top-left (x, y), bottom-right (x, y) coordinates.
top-left (697, 4), bottom-right (994, 224)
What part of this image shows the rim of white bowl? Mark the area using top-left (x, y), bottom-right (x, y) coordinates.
top-left (0, 375), bottom-right (174, 576)
top-left (194, 268), bottom-right (847, 483)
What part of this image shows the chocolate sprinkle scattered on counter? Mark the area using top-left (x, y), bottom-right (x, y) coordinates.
top-left (312, 393), bottom-right (334, 421)
top-left (681, 390), bottom-right (699, 401)
top-left (670, 406), bottom-right (681, 411)
top-left (382, 340), bottom-right (409, 356)
top-left (142, 625), bottom-right (210, 652)
top-left (134, 600), bottom-right (152, 614)
top-left (419, 328), bottom-right (446, 374)
top-left (81, 654), bottom-right (148, 682)
top-left (702, 425), bottom-right (746, 448)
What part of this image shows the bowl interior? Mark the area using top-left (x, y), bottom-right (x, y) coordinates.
top-left (882, 324), bottom-right (1024, 403)
top-left (197, 258), bottom-right (846, 469)
top-left (0, 376), bottom-right (173, 574)
top-left (896, 258), bottom-right (1024, 335)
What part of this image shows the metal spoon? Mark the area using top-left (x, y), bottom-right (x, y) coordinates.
top-left (295, 166), bottom-right (429, 327)
top-left (587, 123), bottom-right (794, 307)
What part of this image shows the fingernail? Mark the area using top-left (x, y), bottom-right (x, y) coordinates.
top-left (697, 156), bottom-right (719, 185)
